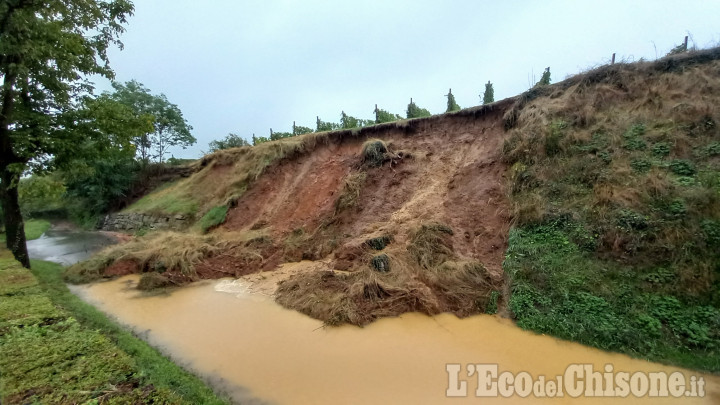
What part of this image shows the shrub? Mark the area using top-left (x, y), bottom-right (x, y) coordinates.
top-left (669, 159), bottom-right (696, 176)
top-left (630, 158), bottom-right (652, 173)
top-left (652, 142), bottom-right (672, 157)
top-left (406, 100), bottom-right (431, 119)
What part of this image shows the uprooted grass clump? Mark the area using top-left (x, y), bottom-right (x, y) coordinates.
top-left (407, 223), bottom-right (455, 269)
top-left (276, 222), bottom-right (502, 326)
top-left (501, 50), bottom-right (720, 372)
top-left (361, 139), bottom-right (389, 167)
top-left (334, 171), bottom-right (367, 214)
top-left (64, 230), bottom-right (268, 286)
top-left (137, 272), bottom-right (173, 291)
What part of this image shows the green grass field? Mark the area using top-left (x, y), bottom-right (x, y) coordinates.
top-left (0, 218), bottom-right (51, 243)
top-left (0, 250), bottom-right (228, 404)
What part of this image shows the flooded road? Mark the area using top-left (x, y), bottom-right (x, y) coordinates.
top-left (27, 229), bottom-right (117, 266)
top-left (71, 275), bottom-right (720, 404)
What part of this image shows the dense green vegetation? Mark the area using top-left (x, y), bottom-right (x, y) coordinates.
top-left (482, 81), bottom-right (494, 104)
top-left (503, 55), bottom-right (720, 372)
top-left (446, 88), bottom-right (461, 112)
top-left (0, 250), bottom-right (227, 404)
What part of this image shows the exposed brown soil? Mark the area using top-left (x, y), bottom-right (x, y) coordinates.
top-left (214, 107), bottom-right (512, 324)
top-left (103, 259), bottom-right (137, 277)
top-left (89, 102), bottom-right (514, 325)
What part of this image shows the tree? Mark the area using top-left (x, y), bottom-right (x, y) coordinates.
top-left (293, 125), bottom-right (313, 135)
top-left (446, 88), bottom-right (461, 112)
top-left (0, 0), bottom-right (134, 267)
top-left (316, 116), bottom-right (340, 132)
top-left (406, 98), bottom-right (431, 119)
top-left (536, 67), bottom-right (551, 87)
top-left (374, 106), bottom-right (401, 124)
top-left (208, 133), bottom-right (250, 152)
top-left (109, 80), bottom-right (195, 164)
top-left (482, 81), bottom-right (494, 104)
top-left (58, 94), bottom-right (150, 222)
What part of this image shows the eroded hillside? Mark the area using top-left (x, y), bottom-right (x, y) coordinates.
top-left (67, 48), bottom-right (720, 370)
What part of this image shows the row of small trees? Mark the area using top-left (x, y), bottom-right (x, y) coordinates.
top-left (209, 77), bottom-right (525, 150)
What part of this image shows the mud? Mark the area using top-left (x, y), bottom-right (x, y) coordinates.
top-left (72, 275), bottom-right (720, 405)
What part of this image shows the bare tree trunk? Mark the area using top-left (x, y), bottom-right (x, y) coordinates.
top-left (0, 169), bottom-right (29, 268)
top-left (0, 59), bottom-right (30, 268)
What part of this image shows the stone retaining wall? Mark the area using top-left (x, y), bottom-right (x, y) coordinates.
top-left (99, 213), bottom-right (190, 232)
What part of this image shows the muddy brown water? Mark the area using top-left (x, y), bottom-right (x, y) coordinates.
top-left (70, 275), bottom-right (720, 404)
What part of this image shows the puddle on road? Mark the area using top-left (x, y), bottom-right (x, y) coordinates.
top-left (71, 275), bottom-right (720, 404)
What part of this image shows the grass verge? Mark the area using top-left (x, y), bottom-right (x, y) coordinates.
top-left (502, 53), bottom-right (720, 373)
top-left (0, 218), bottom-right (51, 243)
top-left (0, 249), bottom-right (228, 404)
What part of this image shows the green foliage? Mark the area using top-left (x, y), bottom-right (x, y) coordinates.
top-left (623, 123), bottom-right (647, 150)
top-left (18, 176), bottom-right (65, 217)
top-left (482, 81), bottom-right (495, 104)
top-left (630, 157), bottom-right (652, 173)
top-left (446, 89), bottom-right (461, 112)
top-left (406, 100), bottom-right (432, 119)
top-left (652, 142), bottom-right (672, 157)
top-left (270, 131), bottom-right (293, 141)
top-left (505, 223), bottom-right (720, 371)
top-left (109, 80), bottom-right (196, 163)
top-left (669, 159), bottom-right (696, 176)
top-left (62, 148), bottom-right (140, 218)
top-left (0, 0), bottom-right (136, 265)
top-left (485, 291), bottom-right (500, 314)
top-left (208, 133), bottom-right (250, 152)
top-left (504, 103), bottom-right (720, 371)
top-left (199, 205), bottom-right (228, 233)
top-left (535, 67), bottom-right (551, 87)
top-left (374, 107), bottom-right (402, 124)
top-left (252, 134), bottom-right (271, 145)
top-left (293, 125), bottom-right (314, 135)
top-left (340, 111), bottom-right (372, 129)
top-left (316, 117), bottom-right (341, 132)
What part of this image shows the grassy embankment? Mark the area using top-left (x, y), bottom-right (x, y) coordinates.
top-left (0, 218), bottom-right (51, 243)
top-left (503, 50), bottom-right (720, 372)
top-left (0, 250), bottom-right (228, 404)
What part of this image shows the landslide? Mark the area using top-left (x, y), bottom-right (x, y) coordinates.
top-left (66, 102), bottom-right (513, 324)
top-left (67, 48), bottom-right (720, 369)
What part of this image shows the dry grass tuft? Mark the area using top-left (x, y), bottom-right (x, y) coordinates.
top-left (407, 223), bottom-right (455, 269)
top-left (334, 171), bottom-right (367, 214)
top-left (64, 229), bottom-right (271, 284)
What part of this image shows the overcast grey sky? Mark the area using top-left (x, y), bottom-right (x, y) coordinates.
top-left (98, 0), bottom-right (720, 159)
